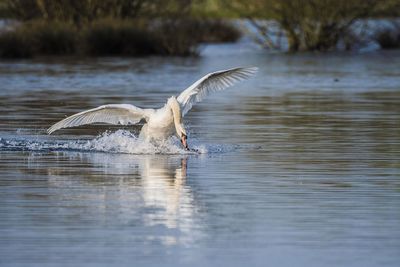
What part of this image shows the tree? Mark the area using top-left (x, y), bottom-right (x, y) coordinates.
top-left (226, 0), bottom-right (392, 52)
top-left (1, 0), bottom-right (194, 25)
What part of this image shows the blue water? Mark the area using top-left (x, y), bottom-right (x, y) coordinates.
top-left (0, 43), bottom-right (400, 266)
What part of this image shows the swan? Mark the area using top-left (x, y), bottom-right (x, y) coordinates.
top-left (47, 67), bottom-right (258, 150)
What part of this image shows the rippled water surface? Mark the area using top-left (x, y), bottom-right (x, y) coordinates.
top-left (1, 45), bottom-right (400, 267)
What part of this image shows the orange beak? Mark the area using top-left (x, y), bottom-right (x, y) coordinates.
top-left (181, 134), bottom-right (189, 150)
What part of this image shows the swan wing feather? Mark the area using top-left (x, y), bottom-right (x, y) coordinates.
top-left (177, 67), bottom-right (258, 116)
top-left (47, 104), bottom-right (148, 134)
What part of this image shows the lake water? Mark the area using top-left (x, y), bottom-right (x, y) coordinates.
top-left (0, 43), bottom-right (399, 267)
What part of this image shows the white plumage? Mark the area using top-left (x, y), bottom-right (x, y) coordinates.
top-left (48, 67), bottom-right (258, 149)
top-left (177, 67), bottom-right (258, 116)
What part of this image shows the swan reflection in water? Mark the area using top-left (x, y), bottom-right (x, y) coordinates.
top-left (37, 152), bottom-right (204, 246)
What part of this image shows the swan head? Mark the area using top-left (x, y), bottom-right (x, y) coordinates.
top-left (175, 123), bottom-right (188, 150)
top-left (168, 96), bottom-right (189, 150)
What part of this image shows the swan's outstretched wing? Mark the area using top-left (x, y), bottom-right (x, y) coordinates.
top-left (47, 104), bottom-right (149, 134)
top-left (177, 67), bottom-right (258, 116)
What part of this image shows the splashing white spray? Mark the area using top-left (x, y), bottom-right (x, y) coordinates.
top-left (0, 130), bottom-right (240, 155)
top-left (79, 130), bottom-right (198, 154)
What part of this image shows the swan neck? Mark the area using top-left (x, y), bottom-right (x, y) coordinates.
top-left (170, 100), bottom-right (181, 125)
top-left (168, 97), bottom-right (185, 136)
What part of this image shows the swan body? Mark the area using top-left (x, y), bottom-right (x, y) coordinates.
top-left (48, 67), bottom-right (258, 149)
top-left (139, 96), bottom-right (185, 142)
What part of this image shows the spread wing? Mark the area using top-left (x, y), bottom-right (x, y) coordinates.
top-left (177, 67), bottom-right (258, 116)
top-left (47, 104), bottom-right (149, 134)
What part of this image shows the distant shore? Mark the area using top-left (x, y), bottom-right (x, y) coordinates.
top-left (0, 18), bottom-right (399, 59)
top-left (0, 19), bottom-right (241, 59)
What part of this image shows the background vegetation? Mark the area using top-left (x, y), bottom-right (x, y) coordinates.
top-left (224, 0), bottom-right (400, 51)
top-left (0, 0), bottom-right (399, 58)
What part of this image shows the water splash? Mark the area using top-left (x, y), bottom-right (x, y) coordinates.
top-left (80, 130), bottom-right (193, 154)
top-left (0, 130), bottom-right (237, 155)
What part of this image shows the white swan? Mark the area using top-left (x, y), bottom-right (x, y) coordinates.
top-left (47, 67), bottom-right (258, 150)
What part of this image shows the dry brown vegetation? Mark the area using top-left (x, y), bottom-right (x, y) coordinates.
top-left (226, 0), bottom-right (400, 52)
top-left (0, 0), bottom-right (399, 56)
top-left (0, 18), bottom-right (242, 58)
top-left (0, 0), bottom-right (241, 58)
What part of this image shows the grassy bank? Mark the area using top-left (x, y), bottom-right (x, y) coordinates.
top-left (0, 19), bottom-right (241, 59)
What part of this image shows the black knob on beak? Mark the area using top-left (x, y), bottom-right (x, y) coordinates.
top-left (181, 134), bottom-right (189, 150)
